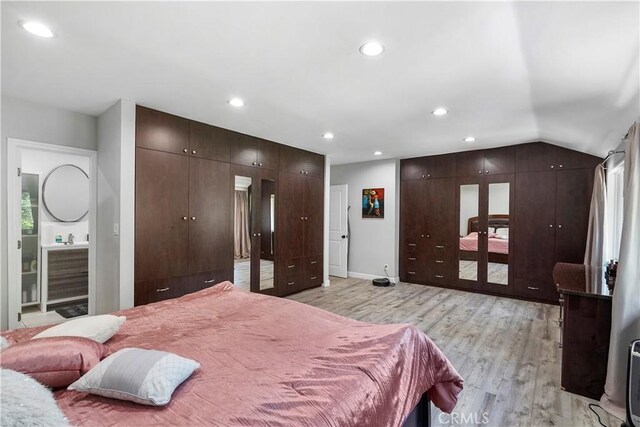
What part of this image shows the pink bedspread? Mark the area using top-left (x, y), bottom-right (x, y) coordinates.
top-left (459, 232), bottom-right (509, 254)
top-left (3, 283), bottom-right (463, 426)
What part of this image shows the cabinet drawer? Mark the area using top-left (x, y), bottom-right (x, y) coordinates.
top-left (279, 258), bottom-right (303, 291)
top-left (428, 271), bottom-right (448, 285)
top-left (515, 277), bottom-right (547, 300)
top-left (135, 276), bottom-right (187, 306)
top-left (305, 256), bottom-right (323, 287)
top-left (187, 270), bottom-right (233, 294)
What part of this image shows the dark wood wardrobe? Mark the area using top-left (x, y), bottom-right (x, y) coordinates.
top-left (134, 106), bottom-right (324, 305)
top-left (399, 142), bottom-right (601, 304)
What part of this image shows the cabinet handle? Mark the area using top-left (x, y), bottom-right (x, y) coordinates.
top-left (300, 170), bottom-right (304, 174)
top-left (426, 234), bottom-right (430, 238)
top-left (288, 264), bottom-right (295, 268)
top-left (527, 286), bottom-right (539, 290)
top-left (408, 271), bottom-right (416, 275)
top-left (204, 279), bottom-right (216, 284)
top-left (183, 148), bottom-right (188, 153)
top-left (408, 243), bottom-right (416, 247)
top-left (191, 150), bottom-right (196, 154)
top-left (310, 276), bottom-right (317, 280)
top-left (310, 261), bottom-right (317, 264)
top-left (558, 224), bottom-right (562, 228)
top-left (435, 260), bottom-right (444, 264)
top-left (421, 175), bottom-right (425, 178)
top-left (435, 274), bottom-right (444, 279)
top-left (549, 224), bottom-right (554, 228)
top-left (408, 257), bottom-right (416, 261)
top-left (304, 171), bottom-right (309, 175)
top-left (427, 174), bottom-right (431, 178)
top-left (156, 287), bottom-right (170, 293)
top-left (258, 162), bottom-right (263, 166)
top-left (421, 234), bottom-right (425, 238)
top-left (252, 162), bottom-right (256, 166)
top-left (550, 165), bottom-right (555, 169)
top-left (191, 216), bottom-right (196, 220)
top-left (304, 217), bottom-right (308, 220)
top-left (287, 281), bottom-right (295, 286)
top-left (478, 170), bottom-right (483, 174)
top-left (485, 170), bottom-right (489, 174)
top-left (257, 233), bottom-right (261, 236)
top-left (559, 164), bottom-right (564, 168)
top-left (182, 216), bottom-right (187, 221)
top-left (436, 245), bottom-right (444, 249)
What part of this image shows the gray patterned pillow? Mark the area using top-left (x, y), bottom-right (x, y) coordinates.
top-left (67, 348), bottom-right (200, 406)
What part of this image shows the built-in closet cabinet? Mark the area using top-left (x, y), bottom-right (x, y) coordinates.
top-left (135, 106), bottom-right (325, 305)
top-left (399, 177), bottom-right (456, 286)
top-left (134, 148), bottom-right (233, 305)
top-left (277, 146), bottom-right (324, 295)
top-left (400, 141), bottom-right (600, 304)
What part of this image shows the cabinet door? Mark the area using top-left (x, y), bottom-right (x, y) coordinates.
top-left (483, 146), bottom-right (515, 175)
top-left (189, 121), bottom-right (231, 162)
top-left (303, 175), bottom-right (324, 257)
top-left (426, 178), bottom-right (456, 285)
top-left (277, 173), bottom-right (304, 260)
top-left (556, 169), bottom-right (594, 264)
top-left (230, 133), bottom-right (258, 166)
top-left (401, 157), bottom-right (428, 180)
top-left (304, 151), bottom-right (324, 177)
top-left (516, 142), bottom-right (557, 173)
top-left (426, 154), bottom-right (456, 178)
top-left (513, 171), bottom-right (557, 300)
top-left (256, 138), bottom-right (280, 170)
top-left (135, 148), bottom-right (189, 282)
top-left (556, 147), bottom-right (602, 170)
top-left (279, 145), bottom-right (307, 175)
top-left (136, 106), bottom-right (189, 155)
top-left (188, 158), bottom-right (232, 275)
top-left (399, 180), bottom-right (428, 283)
top-left (456, 151), bottom-right (484, 177)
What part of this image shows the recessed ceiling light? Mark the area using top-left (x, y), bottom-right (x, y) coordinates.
top-left (373, 151), bottom-right (383, 156)
top-left (432, 107), bottom-right (448, 116)
top-left (323, 132), bottom-right (334, 140)
top-left (19, 21), bottom-right (54, 38)
top-left (464, 136), bottom-right (477, 143)
top-left (359, 41), bottom-right (384, 57)
top-left (228, 98), bottom-right (245, 107)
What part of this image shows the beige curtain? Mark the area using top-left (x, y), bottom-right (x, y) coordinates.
top-left (234, 190), bottom-right (251, 259)
top-left (584, 164), bottom-right (606, 267)
top-left (600, 121), bottom-right (640, 419)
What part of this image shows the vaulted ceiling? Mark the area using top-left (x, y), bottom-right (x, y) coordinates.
top-left (2, 1), bottom-right (638, 164)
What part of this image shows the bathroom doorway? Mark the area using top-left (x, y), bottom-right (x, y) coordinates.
top-left (7, 139), bottom-right (97, 329)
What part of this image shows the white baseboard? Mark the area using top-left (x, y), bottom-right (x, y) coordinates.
top-left (322, 279), bottom-right (330, 288)
top-left (347, 271), bottom-right (398, 284)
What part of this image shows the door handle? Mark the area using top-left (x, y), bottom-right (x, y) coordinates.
top-left (341, 235), bottom-right (348, 238)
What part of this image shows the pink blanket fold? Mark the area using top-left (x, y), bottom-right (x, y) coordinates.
top-left (3, 283), bottom-right (463, 426)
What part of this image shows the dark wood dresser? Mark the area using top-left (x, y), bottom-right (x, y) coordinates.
top-left (554, 262), bottom-right (612, 399)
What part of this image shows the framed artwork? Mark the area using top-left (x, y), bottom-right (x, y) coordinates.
top-left (362, 188), bottom-right (384, 218)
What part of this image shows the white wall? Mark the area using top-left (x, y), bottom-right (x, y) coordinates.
top-left (96, 99), bottom-right (135, 314)
top-left (1, 95), bottom-right (97, 329)
top-left (330, 159), bottom-right (400, 280)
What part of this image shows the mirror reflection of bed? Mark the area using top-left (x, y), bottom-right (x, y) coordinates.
top-left (458, 182), bottom-right (510, 285)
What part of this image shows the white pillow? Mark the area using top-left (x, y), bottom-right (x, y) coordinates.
top-left (68, 348), bottom-right (200, 406)
top-left (495, 227), bottom-right (509, 239)
top-left (33, 315), bottom-right (126, 344)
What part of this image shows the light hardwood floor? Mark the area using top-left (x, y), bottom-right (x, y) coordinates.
top-left (287, 277), bottom-right (622, 427)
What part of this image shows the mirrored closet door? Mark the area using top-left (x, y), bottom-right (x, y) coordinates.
top-left (231, 165), bottom-right (278, 295)
top-left (456, 174), bottom-right (514, 293)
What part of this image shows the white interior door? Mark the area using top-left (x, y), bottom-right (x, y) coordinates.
top-left (329, 184), bottom-right (348, 278)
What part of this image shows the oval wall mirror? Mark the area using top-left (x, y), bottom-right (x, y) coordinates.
top-left (43, 164), bottom-right (89, 222)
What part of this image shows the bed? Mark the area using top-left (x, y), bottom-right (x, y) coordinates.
top-left (459, 215), bottom-right (509, 264)
top-left (3, 282), bottom-right (463, 426)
